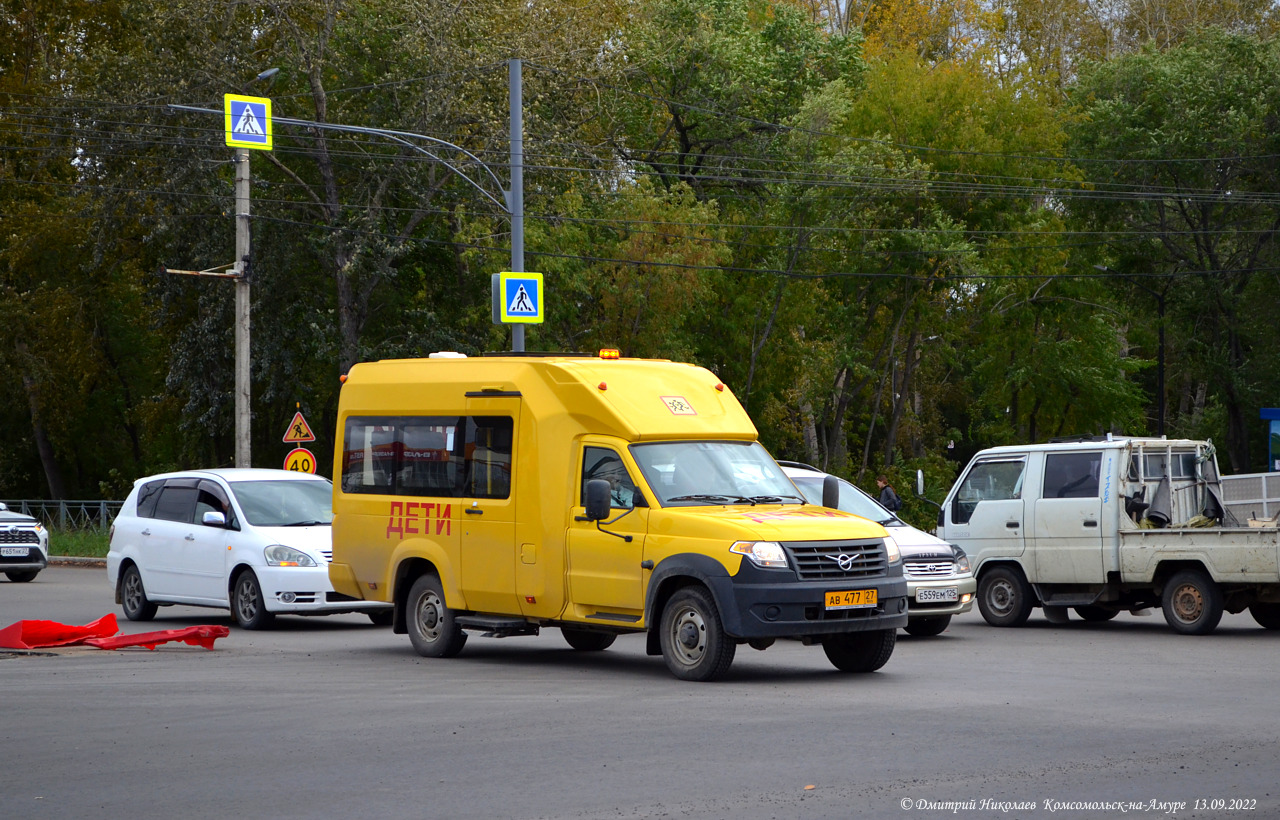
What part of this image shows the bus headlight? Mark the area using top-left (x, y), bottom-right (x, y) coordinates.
top-left (729, 541), bottom-right (789, 569)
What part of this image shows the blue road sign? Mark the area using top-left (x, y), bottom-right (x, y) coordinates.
top-left (495, 272), bottom-right (544, 324)
top-left (224, 94), bottom-right (273, 150)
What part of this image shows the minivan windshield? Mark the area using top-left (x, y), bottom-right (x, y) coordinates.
top-left (630, 441), bottom-right (804, 507)
top-left (789, 474), bottom-right (896, 525)
top-left (229, 479), bottom-right (334, 527)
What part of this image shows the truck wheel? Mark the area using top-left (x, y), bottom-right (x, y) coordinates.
top-left (903, 615), bottom-right (950, 637)
top-left (406, 574), bottom-right (467, 658)
top-left (120, 565), bottom-right (158, 621)
top-left (1162, 570), bottom-right (1224, 635)
top-left (1074, 606), bottom-right (1119, 622)
top-left (659, 587), bottom-right (735, 681)
top-left (1248, 602), bottom-right (1280, 630)
top-left (822, 629), bottom-right (896, 672)
top-left (977, 567), bottom-right (1033, 627)
top-left (561, 628), bottom-right (616, 651)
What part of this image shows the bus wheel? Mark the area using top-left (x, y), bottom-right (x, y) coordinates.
top-left (406, 574), bottom-right (467, 657)
top-left (659, 587), bottom-right (735, 682)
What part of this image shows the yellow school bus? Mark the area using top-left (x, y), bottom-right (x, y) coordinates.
top-left (330, 351), bottom-right (907, 681)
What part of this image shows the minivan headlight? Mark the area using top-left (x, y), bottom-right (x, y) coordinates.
top-left (264, 545), bottom-right (318, 567)
top-left (882, 535), bottom-right (901, 563)
top-left (729, 541), bottom-right (789, 569)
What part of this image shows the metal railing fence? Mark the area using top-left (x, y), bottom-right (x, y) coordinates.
top-left (1, 500), bottom-right (123, 531)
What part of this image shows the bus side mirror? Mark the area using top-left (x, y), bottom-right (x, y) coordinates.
top-left (822, 475), bottom-right (840, 509)
top-left (584, 479), bottom-right (611, 521)
top-left (916, 469), bottom-right (925, 497)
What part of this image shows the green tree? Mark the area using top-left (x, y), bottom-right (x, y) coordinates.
top-left (1068, 29), bottom-right (1280, 470)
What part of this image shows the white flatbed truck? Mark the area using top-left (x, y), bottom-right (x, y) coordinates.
top-left (929, 436), bottom-right (1280, 634)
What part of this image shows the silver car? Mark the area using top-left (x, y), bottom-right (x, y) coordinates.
top-left (780, 463), bottom-right (975, 636)
top-left (0, 503), bottom-right (50, 583)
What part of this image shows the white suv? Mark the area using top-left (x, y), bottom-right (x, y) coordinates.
top-left (107, 469), bottom-right (391, 629)
top-left (0, 503), bottom-right (50, 582)
top-left (780, 463), bottom-right (976, 636)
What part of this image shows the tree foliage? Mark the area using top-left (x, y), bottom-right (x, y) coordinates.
top-left (3, 1), bottom-right (1280, 502)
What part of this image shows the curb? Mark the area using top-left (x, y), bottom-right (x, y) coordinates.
top-left (48, 556), bottom-right (107, 568)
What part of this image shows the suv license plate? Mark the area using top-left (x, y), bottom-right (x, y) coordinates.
top-left (825, 589), bottom-right (877, 610)
top-left (917, 588), bottom-right (958, 603)
top-left (1, 547), bottom-right (29, 557)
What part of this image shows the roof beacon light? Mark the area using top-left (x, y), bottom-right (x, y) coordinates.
top-left (599, 348), bottom-right (620, 360)
top-left (598, 382), bottom-right (608, 391)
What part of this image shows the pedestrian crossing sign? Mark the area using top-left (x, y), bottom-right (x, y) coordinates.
top-left (494, 272), bottom-right (544, 324)
top-left (224, 94), bottom-right (273, 150)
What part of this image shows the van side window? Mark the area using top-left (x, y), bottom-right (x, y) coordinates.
top-left (135, 479), bottom-right (167, 518)
top-left (466, 417), bottom-right (513, 500)
top-left (582, 447), bottom-right (644, 510)
top-left (399, 422), bottom-right (461, 496)
top-left (1043, 452), bottom-right (1101, 499)
top-left (342, 416), bottom-right (512, 500)
top-left (195, 480), bottom-right (235, 527)
top-left (342, 420), bottom-right (398, 493)
top-left (952, 459), bottom-right (1026, 525)
top-left (153, 486), bottom-right (198, 523)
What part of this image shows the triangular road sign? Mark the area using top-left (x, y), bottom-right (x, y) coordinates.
top-left (283, 411), bottom-right (316, 443)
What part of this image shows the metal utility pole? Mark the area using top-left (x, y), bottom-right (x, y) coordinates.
top-left (234, 148), bottom-right (252, 467)
top-left (509, 58), bottom-right (525, 353)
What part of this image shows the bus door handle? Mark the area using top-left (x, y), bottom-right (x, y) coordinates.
top-left (1006, 521), bottom-right (1020, 529)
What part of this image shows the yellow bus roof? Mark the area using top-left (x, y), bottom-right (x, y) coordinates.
top-left (341, 354), bottom-right (758, 442)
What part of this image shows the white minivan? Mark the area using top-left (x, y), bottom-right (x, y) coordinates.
top-left (781, 463), bottom-right (976, 636)
top-left (108, 469), bottom-right (392, 629)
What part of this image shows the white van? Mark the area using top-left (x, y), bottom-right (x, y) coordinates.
top-left (108, 469), bottom-right (392, 628)
top-left (781, 463), bottom-right (975, 636)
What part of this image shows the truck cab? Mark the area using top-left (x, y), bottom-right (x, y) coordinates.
top-left (329, 351), bottom-right (908, 680)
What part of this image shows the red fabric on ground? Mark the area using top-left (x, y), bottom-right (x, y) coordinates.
top-left (0, 613), bottom-right (118, 649)
top-left (83, 625), bottom-right (230, 651)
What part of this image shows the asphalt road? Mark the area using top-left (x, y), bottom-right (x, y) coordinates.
top-left (1, 566), bottom-right (1277, 820)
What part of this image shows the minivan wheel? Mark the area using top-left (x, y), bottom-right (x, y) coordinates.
top-left (823, 629), bottom-right (896, 672)
top-left (903, 615), bottom-right (950, 637)
top-left (120, 565), bottom-right (158, 621)
top-left (978, 566), bottom-right (1034, 627)
top-left (659, 587), bottom-right (735, 681)
top-left (406, 574), bottom-right (467, 658)
top-left (561, 628), bottom-right (616, 651)
top-left (231, 570), bottom-right (275, 630)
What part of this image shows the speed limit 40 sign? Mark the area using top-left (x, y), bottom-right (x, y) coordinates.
top-left (284, 447), bottom-right (317, 474)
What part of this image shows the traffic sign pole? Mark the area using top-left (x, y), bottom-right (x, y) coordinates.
top-left (234, 147), bottom-right (251, 468)
top-left (509, 59), bottom-right (524, 353)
